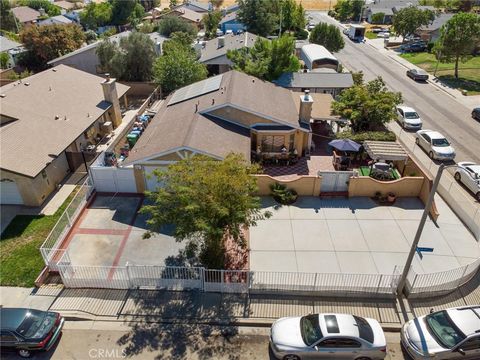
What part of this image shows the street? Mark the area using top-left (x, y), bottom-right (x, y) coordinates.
top-left (308, 12), bottom-right (480, 165)
top-left (1, 322), bottom-right (408, 360)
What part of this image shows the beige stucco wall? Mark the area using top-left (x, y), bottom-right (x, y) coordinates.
top-left (133, 166), bottom-right (145, 193)
top-left (348, 176), bottom-right (425, 197)
top-left (0, 151), bottom-right (70, 206)
top-left (50, 46), bottom-right (99, 75)
top-left (255, 174), bottom-right (322, 196)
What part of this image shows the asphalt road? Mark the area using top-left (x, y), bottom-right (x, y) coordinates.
top-left (1, 323), bottom-right (408, 360)
top-left (307, 12), bottom-right (480, 165)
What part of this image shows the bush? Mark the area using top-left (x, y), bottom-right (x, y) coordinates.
top-left (328, 10), bottom-right (337, 18)
top-left (270, 183), bottom-right (298, 205)
top-left (427, 41), bottom-right (435, 53)
top-left (158, 16), bottom-right (197, 37)
top-left (295, 28), bottom-right (308, 40)
top-left (336, 131), bottom-right (397, 142)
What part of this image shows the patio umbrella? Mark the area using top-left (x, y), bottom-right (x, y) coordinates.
top-left (328, 139), bottom-right (361, 152)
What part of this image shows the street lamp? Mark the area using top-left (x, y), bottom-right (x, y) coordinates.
top-left (396, 163), bottom-right (458, 295)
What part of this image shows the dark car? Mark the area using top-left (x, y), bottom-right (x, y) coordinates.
top-left (0, 308), bottom-right (64, 358)
top-left (472, 107), bottom-right (480, 121)
top-left (401, 42), bottom-right (427, 52)
top-left (406, 68), bottom-right (429, 81)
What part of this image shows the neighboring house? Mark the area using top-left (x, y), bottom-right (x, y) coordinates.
top-left (64, 8), bottom-right (83, 23)
top-left (162, 6), bottom-right (203, 27)
top-left (38, 15), bottom-right (73, 26)
top-left (48, 31), bottom-right (167, 75)
top-left (0, 36), bottom-right (25, 68)
top-left (366, 7), bottom-right (394, 24)
top-left (11, 6), bottom-right (41, 26)
top-left (295, 39), bottom-right (309, 57)
top-left (224, 3), bottom-right (240, 14)
top-left (173, 0), bottom-right (210, 13)
top-left (364, 0), bottom-right (421, 23)
top-left (416, 13), bottom-right (454, 42)
top-left (121, 70), bottom-right (322, 192)
top-left (274, 71), bottom-right (354, 97)
top-left (219, 11), bottom-right (245, 34)
top-left (198, 32), bottom-right (259, 74)
top-left (0, 65), bottom-right (130, 206)
top-left (300, 44), bottom-right (340, 72)
top-left (54, 0), bottom-right (76, 13)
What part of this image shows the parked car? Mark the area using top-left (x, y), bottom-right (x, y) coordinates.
top-left (215, 29), bottom-right (224, 36)
top-left (455, 162), bottom-right (480, 201)
top-left (406, 68), bottom-right (429, 81)
top-left (0, 308), bottom-right (64, 358)
top-left (401, 305), bottom-right (480, 360)
top-left (472, 107), bottom-right (480, 121)
top-left (307, 23), bottom-right (316, 31)
top-left (377, 31), bottom-right (390, 38)
top-left (397, 106), bottom-right (423, 130)
top-left (225, 29), bottom-right (233, 35)
top-left (415, 129), bottom-right (456, 161)
top-left (401, 42), bottom-right (427, 53)
top-left (270, 313), bottom-right (387, 360)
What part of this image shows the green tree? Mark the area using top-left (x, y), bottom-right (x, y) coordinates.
top-left (334, 0), bottom-right (352, 22)
top-left (0, 52), bottom-right (10, 69)
top-left (18, 0), bottom-right (61, 17)
top-left (332, 77), bottom-right (402, 132)
top-left (20, 24), bottom-right (85, 68)
top-left (237, 0), bottom-right (279, 37)
top-left (202, 10), bottom-right (222, 39)
top-left (153, 39), bottom-right (207, 93)
top-left (351, 0), bottom-right (363, 21)
top-left (169, 0), bottom-right (178, 8)
top-left (371, 12), bottom-right (385, 24)
top-left (163, 31), bottom-right (194, 51)
top-left (210, 0), bottom-right (224, 10)
top-left (141, 154), bottom-right (270, 269)
top-left (434, 12), bottom-right (480, 79)
top-left (80, 2), bottom-right (113, 30)
top-left (158, 15), bottom-right (197, 37)
top-left (309, 22), bottom-right (345, 53)
top-left (111, 0), bottom-right (138, 25)
top-left (1, 0), bottom-right (18, 32)
top-left (128, 3), bottom-right (146, 27)
top-left (392, 6), bottom-right (435, 40)
top-left (96, 32), bottom-right (156, 81)
top-left (227, 34), bottom-right (300, 81)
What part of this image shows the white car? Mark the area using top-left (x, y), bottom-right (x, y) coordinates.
top-left (397, 106), bottom-right (423, 130)
top-left (415, 130), bottom-right (455, 161)
top-left (377, 31), bottom-right (390, 38)
top-left (270, 313), bottom-right (387, 360)
top-left (401, 305), bottom-right (480, 360)
top-left (455, 162), bottom-right (480, 201)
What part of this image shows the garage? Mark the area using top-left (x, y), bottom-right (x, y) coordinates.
top-left (0, 180), bottom-right (24, 205)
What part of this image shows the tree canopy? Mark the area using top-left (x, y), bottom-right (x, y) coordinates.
top-left (309, 22), bottom-right (345, 53)
top-left (1, 0), bottom-right (17, 32)
top-left (227, 34), bottom-right (300, 81)
top-left (332, 77), bottom-right (402, 132)
top-left (392, 6), bottom-right (435, 40)
top-left (141, 154), bottom-right (270, 269)
top-left (202, 10), bottom-right (222, 39)
top-left (237, 0), bottom-right (279, 37)
top-left (20, 24), bottom-right (85, 69)
top-left (80, 2), bottom-right (113, 30)
top-left (96, 32), bottom-right (156, 81)
top-left (153, 36), bottom-right (207, 93)
top-left (18, 0), bottom-right (61, 17)
top-left (158, 15), bottom-right (197, 37)
top-left (110, 0), bottom-right (144, 25)
top-left (433, 12), bottom-right (480, 79)
top-left (333, 0), bottom-right (363, 22)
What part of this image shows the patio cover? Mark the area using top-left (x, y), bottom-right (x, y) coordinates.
top-left (363, 141), bottom-right (408, 161)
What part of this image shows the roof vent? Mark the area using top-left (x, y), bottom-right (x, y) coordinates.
top-left (55, 115), bottom-right (60, 120)
top-left (52, 68), bottom-right (57, 72)
top-left (24, 82), bottom-right (30, 86)
top-left (0, 94), bottom-right (5, 98)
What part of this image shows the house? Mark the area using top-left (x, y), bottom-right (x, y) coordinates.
top-left (173, 0), bottom-right (210, 13)
top-left (48, 31), bottom-right (167, 75)
top-left (364, 0), bottom-right (420, 23)
top-left (416, 13), bottom-right (454, 42)
top-left (54, 1), bottom-right (77, 12)
top-left (300, 44), bottom-right (340, 72)
top-left (198, 32), bottom-right (259, 74)
top-left (119, 71), bottom-right (322, 192)
top-left (274, 71), bottom-right (354, 97)
top-left (161, 6), bottom-right (203, 27)
top-left (0, 65), bottom-right (130, 206)
top-left (0, 36), bottom-right (25, 68)
top-left (38, 15), bottom-right (73, 26)
top-left (219, 11), bottom-right (245, 34)
top-left (11, 6), bottom-right (41, 26)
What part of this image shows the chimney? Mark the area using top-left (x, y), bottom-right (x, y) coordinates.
top-left (217, 36), bottom-right (225, 48)
top-left (299, 90), bottom-right (313, 124)
top-left (101, 76), bottom-right (122, 128)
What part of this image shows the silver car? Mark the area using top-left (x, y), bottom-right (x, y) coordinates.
top-left (270, 313), bottom-right (387, 360)
top-left (415, 129), bottom-right (455, 161)
top-left (401, 305), bottom-right (480, 359)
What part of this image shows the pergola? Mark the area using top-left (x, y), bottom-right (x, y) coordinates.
top-left (363, 141), bottom-right (408, 162)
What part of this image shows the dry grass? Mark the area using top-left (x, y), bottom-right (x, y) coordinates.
top-left (192, 0), bottom-right (337, 10)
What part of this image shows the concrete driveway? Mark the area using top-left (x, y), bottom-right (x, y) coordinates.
top-left (249, 196), bottom-right (480, 275)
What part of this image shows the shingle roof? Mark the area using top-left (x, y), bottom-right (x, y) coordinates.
top-left (291, 92), bottom-right (337, 120)
top-left (419, 13), bottom-right (454, 31)
top-left (0, 36), bottom-right (22, 53)
top-left (0, 65), bottom-right (129, 177)
top-left (54, 0), bottom-right (75, 10)
top-left (300, 44), bottom-right (338, 64)
top-left (275, 72), bottom-right (354, 89)
top-left (199, 32), bottom-right (259, 63)
top-left (220, 10), bottom-right (238, 24)
top-left (170, 7), bottom-right (203, 23)
top-left (38, 15), bottom-right (73, 26)
top-left (125, 71), bottom-right (308, 164)
top-left (11, 6), bottom-right (40, 23)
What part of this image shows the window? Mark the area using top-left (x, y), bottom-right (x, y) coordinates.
top-left (318, 338), bottom-right (338, 347)
top-left (459, 336), bottom-right (480, 351)
top-left (300, 314), bottom-right (323, 346)
top-left (426, 311), bottom-right (466, 349)
top-left (354, 316), bottom-right (374, 343)
top-left (337, 338), bottom-right (361, 348)
top-left (397, 108), bottom-right (404, 116)
top-left (261, 135), bottom-right (285, 152)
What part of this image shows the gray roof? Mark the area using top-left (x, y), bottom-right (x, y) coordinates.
top-left (0, 36), bottom-right (22, 53)
top-left (220, 11), bottom-right (238, 24)
top-left (11, 6), bottom-right (40, 23)
top-left (275, 72), bottom-right (354, 89)
top-left (38, 15), bottom-right (73, 26)
top-left (199, 32), bottom-right (259, 63)
top-left (419, 13), bottom-right (454, 31)
top-left (368, 7), bottom-right (394, 15)
top-left (300, 44), bottom-right (338, 63)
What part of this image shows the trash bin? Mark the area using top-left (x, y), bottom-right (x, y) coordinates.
top-left (127, 133), bottom-right (139, 148)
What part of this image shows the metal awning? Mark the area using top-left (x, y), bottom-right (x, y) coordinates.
top-left (363, 141), bottom-right (408, 161)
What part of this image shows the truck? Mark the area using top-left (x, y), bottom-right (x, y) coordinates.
top-left (346, 24), bottom-right (365, 42)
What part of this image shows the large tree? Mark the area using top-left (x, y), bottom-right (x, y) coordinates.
top-left (333, 0), bottom-right (362, 22)
top-left (111, 0), bottom-right (142, 25)
top-left (227, 34), bottom-right (300, 81)
top-left (237, 0), bottom-right (279, 37)
top-left (18, 0), bottom-right (61, 17)
top-left (202, 10), bottom-right (222, 39)
top-left (1, 0), bottom-right (17, 32)
top-left (158, 15), bottom-right (197, 37)
top-left (141, 154), bottom-right (270, 269)
top-left (434, 12), bottom-right (480, 79)
top-left (332, 77), bottom-right (402, 132)
top-left (80, 2), bottom-right (113, 30)
top-left (153, 37), bottom-right (207, 93)
top-left (20, 24), bottom-right (85, 68)
top-left (392, 6), bottom-right (435, 40)
top-left (96, 32), bottom-right (156, 81)
top-left (309, 22), bottom-right (345, 53)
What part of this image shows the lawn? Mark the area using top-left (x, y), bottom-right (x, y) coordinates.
top-left (0, 188), bottom-right (78, 287)
top-left (400, 52), bottom-right (480, 95)
top-left (365, 31), bottom-right (378, 39)
top-left (359, 166), bottom-right (401, 180)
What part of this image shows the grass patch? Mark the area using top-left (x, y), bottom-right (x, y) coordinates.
top-left (359, 166), bottom-right (401, 180)
top-left (365, 31), bottom-right (377, 39)
top-left (400, 52), bottom-right (480, 95)
top-left (0, 187), bottom-right (79, 287)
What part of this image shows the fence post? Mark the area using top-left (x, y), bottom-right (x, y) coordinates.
top-left (409, 273), bottom-right (418, 295)
top-left (456, 266), bottom-right (468, 289)
top-left (376, 274), bottom-right (383, 295)
top-left (313, 272), bottom-right (318, 291)
top-left (126, 262), bottom-right (131, 288)
top-left (201, 268), bottom-right (205, 292)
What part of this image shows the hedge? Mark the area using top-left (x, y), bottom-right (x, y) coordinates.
top-left (336, 131), bottom-right (397, 142)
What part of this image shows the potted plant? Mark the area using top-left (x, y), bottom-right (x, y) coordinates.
top-left (270, 183), bottom-right (298, 205)
top-left (374, 191), bottom-right (382, 201)
top-left (387, 192), bottom-right (396, 203)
